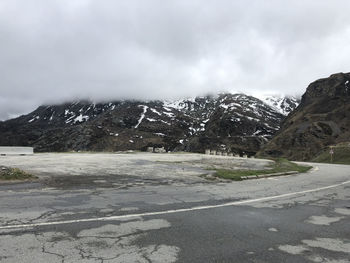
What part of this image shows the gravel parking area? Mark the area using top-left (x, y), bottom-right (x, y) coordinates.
top-left (0, 152), bottom-right (272, 189)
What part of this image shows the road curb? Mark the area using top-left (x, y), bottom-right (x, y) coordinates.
top-left (241, 171), bottom-right (299, 180)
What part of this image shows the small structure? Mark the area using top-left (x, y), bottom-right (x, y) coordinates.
top-left (234, 154), bottom-right (240, 158)
top-left (146, 147), bottom-right (154, 153)
top-left (210, 150), bottom-right (216, 155)
top-left (205, 149), bottom-right (211, 155)
top-left (222, 152), bottom-right (228, 156)
top-left (228, 153), bottom-right (233, 157)
top-left (216, 151), bottom-right (222, 156)
top-left (154, 147), bottom-right (166, 153)
top-left (0, 146), bottom-right (34, 156)
top-left (242, 154), bottom-right (248, 158)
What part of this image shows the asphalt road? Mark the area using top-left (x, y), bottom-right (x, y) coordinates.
top-left (0, 154), bottom-right (349, 262)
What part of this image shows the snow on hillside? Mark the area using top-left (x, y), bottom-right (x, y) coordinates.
top-left (1, 92), bottom-right (302, 154)
top-left (18, 93), bottom-right (299, 141)
top-left (257, 95), bottom-right (300, 116)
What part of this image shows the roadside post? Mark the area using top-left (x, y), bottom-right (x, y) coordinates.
top-left (329, 147), bottom-right (334, 163)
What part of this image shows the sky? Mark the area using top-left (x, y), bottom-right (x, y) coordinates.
top-left (1, 0), bottom-right (350, 120)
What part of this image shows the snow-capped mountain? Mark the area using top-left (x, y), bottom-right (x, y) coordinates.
top-left (0, 93), bottom-right (300, 155)
top-left (258, 95), bottom-right (300, 116)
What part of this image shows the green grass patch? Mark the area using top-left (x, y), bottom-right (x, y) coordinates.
top-left (155, 160), bottom-right (184, 164)
top-left (212, 158), bottom-right (312, 181)
top-left (0, 166), bottom-right (36, 181)
top-left (312, 146), bottom-right (350, 165)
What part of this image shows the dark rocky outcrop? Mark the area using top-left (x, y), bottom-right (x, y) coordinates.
top-left (259, 72), bottom-right (350, 161)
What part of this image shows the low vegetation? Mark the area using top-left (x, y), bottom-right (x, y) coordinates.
top-left (312, 144), bottom-right (350, 165)
top-left (0, 166), bottom-right (36, 181)
top-left (212, 158), bottom-right (312, 181)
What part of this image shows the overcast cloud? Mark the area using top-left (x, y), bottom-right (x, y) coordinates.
top-left (1, 0), bottom-right (350, 120)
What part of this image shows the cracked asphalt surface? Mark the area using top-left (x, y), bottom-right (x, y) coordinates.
top-left (0, 153), bottom-right (349, 262)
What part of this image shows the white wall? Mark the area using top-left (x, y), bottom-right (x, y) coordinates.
top-left (0, 147), bottom-right (34, 155)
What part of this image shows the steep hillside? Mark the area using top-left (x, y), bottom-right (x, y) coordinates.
top-left (260, 72), bottom-right (350, 161)
top-left (0, 93), bottom-right (299, 154)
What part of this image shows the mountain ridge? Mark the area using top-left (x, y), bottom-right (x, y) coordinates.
top-left (260, 72), bottom-right (350, 160)
top-left (0, 93), bottom-right (299, 155)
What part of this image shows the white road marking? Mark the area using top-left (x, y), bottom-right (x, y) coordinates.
top-left (1, 180), bottom-right (349, 230)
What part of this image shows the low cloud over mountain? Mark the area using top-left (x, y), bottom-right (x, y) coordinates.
top-left (1, 1), bottom-right (350, 119)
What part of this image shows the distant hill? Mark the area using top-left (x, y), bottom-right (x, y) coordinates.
top-left (259, 72), bottom-right (350, 161)
top-left (0, 93), bottom-right (299, 155)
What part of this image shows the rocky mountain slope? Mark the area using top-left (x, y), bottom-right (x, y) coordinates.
top-left (259, 72), bottom-right (350, 161)
top-left (0, 93), bottom-right (299, 155)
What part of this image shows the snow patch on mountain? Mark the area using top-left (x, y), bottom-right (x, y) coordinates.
top-left (257, 95), bottom-right (300, 116)
top-left (28, 116), bottom-right (39, 123)
top-left (135, 105), bottom-right (148, 128)
top-left (74, 114), bottom-right (89, 123)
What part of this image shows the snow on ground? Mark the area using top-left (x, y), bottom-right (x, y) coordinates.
top-left (150, 108), bottom-right (161, 116)
top-left (74, 114), bottom-right (89, 123)
top-left (154, 133), bottom-right (166, 136)
top-left (163, 112), bottom-right (175, 118)
top-left (163, 99), bottom-right (187, 111)
top-left (28, 116), bottom-right (39, 123)
top-left (64, 109), bottom-right (74, 116)
top-left (49, 111), bottom-right (55, 121)
top-left (258, 94), bottom-right (299, 116)
top-left (160, 120), bottom-right (171, 125)
top-left (135, 105), bottom-right (149, 128)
